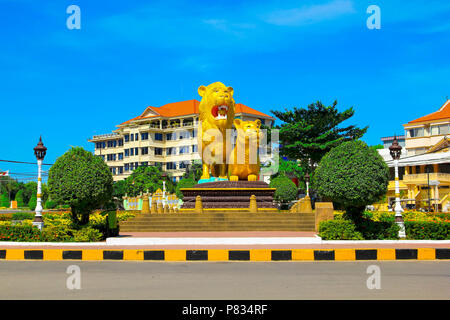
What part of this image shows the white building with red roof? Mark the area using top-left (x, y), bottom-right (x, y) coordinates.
top-left (89, 99), bottom-right (274, 182)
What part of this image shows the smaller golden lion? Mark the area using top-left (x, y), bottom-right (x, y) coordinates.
top-left (228, 119), bottom-right (262, 181)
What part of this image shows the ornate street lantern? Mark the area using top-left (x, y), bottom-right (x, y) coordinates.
top-left (33, 136), bottom-right (47, 230)
top-left (34, 136), bottom-right (47, 160)
top-left (389, 135), bottom-right (402, 160)
top-left (389, 135), bottom-right (406, 238)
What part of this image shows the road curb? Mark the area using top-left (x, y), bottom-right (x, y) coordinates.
top-left (0, 248), bottom-right (449, 261)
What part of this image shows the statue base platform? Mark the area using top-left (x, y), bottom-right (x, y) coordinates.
top-left (180, 181), bottom-right (276, 210)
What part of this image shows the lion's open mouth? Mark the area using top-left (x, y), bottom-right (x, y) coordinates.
top-left (211, 105), bottom-right (229, 120)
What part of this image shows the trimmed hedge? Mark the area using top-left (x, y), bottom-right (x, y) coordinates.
top-left (319, 220), bottom-right (364, 240)
top-left (0, 225), bottom-right (43, 242)
top-left (405, 221), bottom-right (449, 240)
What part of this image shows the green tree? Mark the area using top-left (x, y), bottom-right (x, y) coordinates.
top-left (124, 165), bottom-right (175, 196)
top-left (271, 101), bottom-right (367, 171)
top-left (112, 180), bottom-right (126, 199)
top-left (175, 177), bottom-right (196, 199)
top-left (269, 175), bottom-right (298, 206)
top-left (14, 189), bottom-right (25, 207)
top-left (0, 192), bottom-right (10, 207)
top-left (23, 181), bottom-right (37, 205)
top-left (28, 194), bottom-right (37, 210)
top-left (314, 140), bottom-right (389, 224)
top-left (370, 144), bottom-right (384, 151)
top-left (48, 147), bottom-right (113, 225)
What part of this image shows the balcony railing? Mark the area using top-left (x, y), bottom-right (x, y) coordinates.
top-left (403, 172), bottom-right (450, 184)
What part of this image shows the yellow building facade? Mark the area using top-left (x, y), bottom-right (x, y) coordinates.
top-left (378, 100), bottom-right (450, 211)
top-left (88, 99), bottom-right (274, 182)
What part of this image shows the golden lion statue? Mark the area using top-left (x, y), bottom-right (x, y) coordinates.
top-left (198, 82), bottom-right (235, 180)
top-left (228, 119), bottom-right (262, 181)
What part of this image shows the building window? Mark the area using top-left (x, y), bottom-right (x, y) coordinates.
top-left (167, 147), bottom-right (176, 155)
top-left (166, 162), bottom-right (177, 170)
top-left (407, 127), bottom-right (424, 138)
top-left (192, 144), bottom-right (198, 153)
top-left (140, 162), bottom-right (148, 166)
top-left (118, 153), bottom-right (123, 160)
top-left (166, 133), bottom-right (173, 141)
top-left (118, 166), bottom-right (123, 174)
top-left (192, 129), bottom-right (197, 138)
top-left (107, 140), bottom-right (117, 148)
top-left (130, 148), bottom-right (134, 156)
top-left (431, 124), bottom-right (450, 136)
top-left (155, 147), bottom-right (163, 156)
top-left (179, 146), bottom-right (189, 154)
top-left (101, 155), bottom-right (105, 161)
top-left (124, 134), bottom-right (130, 142)
top-left (155, 133), bottom-right (163, 141)
top-left (135, 133), bottom-right (139, 141)
top-left (178, 131), bottom-right (189, 140)
top-left (141, 147), bottom-right (148, 155)
top-left (124, 163), bottom-right (129, 171)
top-left (130, 134), bottom-right (134, 142)
top-left (95, 142), bottom-right (102, 149)
top-left (125, 149), bottom-right (129, 157)
top-left (141, 132), bottom-right (149, 140)
top-left (107, 154), bottom-right (116, 161)
top-left (179, 161), bottom-right (187, 169)
top-left (135, 147), bottom-right (138, 155)
top-left (118, 139), bottom-right (123, 147)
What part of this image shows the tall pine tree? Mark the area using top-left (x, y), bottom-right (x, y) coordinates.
top-left (271, 100), bottom-right (367, 171)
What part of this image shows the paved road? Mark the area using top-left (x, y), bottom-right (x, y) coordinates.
top-left (0, 261), bottom-right (448, 299)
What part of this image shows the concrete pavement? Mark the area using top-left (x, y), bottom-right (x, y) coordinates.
top-left (0, 261), bottom-right (448, 299)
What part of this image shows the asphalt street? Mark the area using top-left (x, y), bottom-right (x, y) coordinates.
top-left (0, 261), bottom-right (448, 299)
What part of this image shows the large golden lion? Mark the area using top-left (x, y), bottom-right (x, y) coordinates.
top-left (198, 82), bottom-right (235, 180)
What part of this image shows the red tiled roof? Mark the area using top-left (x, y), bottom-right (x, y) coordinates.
top-left (120, 99), bottom-right (273, 125)
top-left (408, 100), bottom-right (450, 124)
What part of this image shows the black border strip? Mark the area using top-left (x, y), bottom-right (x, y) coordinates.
top-left (436, 248), bottom-right (450, 259)
top-left (229, 250), bottom-right (250, 261)
top-left (314, 250), bottom-right (335, 260)
top-left (356, 249), bottom-right (378, 260)
top-left (63, 250), bottom-right (82, 260)
top-left (103, 250), bottom-right (124, 260)
top-left (186, 250), bottom-right (208, 261)
top-left (24, 250), bottom-right (43, 260)
top-left (271, 250), bottom-right (292, 261)
top-left (395, 249), bottom-right (418, 260)
top-left (144, 250), bottom-right (165, 260)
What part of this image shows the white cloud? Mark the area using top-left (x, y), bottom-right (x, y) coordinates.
top-left (264, 0), bottom-right (356, 26)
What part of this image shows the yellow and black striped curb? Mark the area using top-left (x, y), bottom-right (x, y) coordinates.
top-left (0, 248), bottom-right (449, 261)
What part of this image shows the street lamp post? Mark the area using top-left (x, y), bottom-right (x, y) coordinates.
top-left (33, 136), bottom-right (47, 231)
top-left (304, 172), bottom-right (310, 197)
top-left (389, 136), bottom-right (406, 238)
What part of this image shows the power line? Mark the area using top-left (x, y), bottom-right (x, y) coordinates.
top-left (0, 159), bottom-right (53, 166)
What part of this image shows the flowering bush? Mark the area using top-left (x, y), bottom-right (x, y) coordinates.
top-left (0, 210), bottom-right (135, 242)
top-left (404, 221), bottom-right (449, 240)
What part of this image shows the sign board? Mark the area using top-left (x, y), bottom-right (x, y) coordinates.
top-left (429, 180), bottom-right (440, 186)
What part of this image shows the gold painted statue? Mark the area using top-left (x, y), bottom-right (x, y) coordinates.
top-left (228, 119), bottom-right (262, 181)
top-left (198, 82), bottom-right (235, 180)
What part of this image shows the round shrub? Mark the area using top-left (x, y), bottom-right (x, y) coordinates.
top-left (28, 194), bottom-right (37, 210)
top-left (314, 140), bottom-right (389, 223)
top-left (0, 193), bottom-right (9, 208)
top-left (14, 190), bottom-right (25, 207)
top-left (44, 199), bottom-right (57, 209)
top-left (48, 147), bottom-right (113, 225)
top-left (269, 175), bottom-right (298, 203)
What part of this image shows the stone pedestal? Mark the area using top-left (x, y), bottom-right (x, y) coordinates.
top-left (180, 181), bottom-right (276, 210)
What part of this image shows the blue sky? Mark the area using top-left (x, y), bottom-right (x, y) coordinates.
top-left (1, 0), bottom-right (449, 181)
